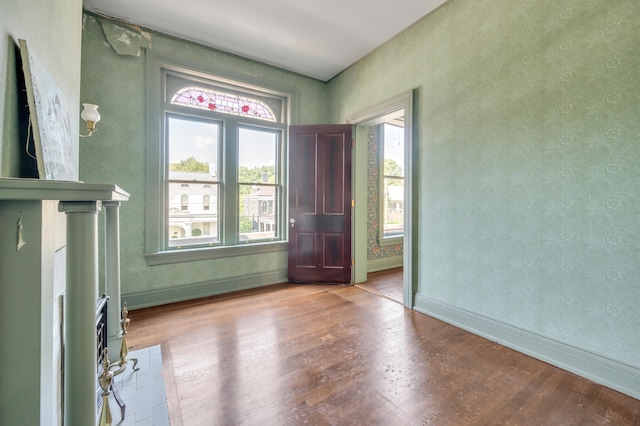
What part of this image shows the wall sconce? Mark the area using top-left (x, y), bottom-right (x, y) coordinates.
top-left (80, 103), bottom-right (101, 138)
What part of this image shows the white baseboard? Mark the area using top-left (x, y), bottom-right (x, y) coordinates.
top-left (414, 293), bottom-right (640, 400)
top-left (367, 255), bottom-right (403, 273)
top-left (123, 269), bottom-right (288, 309)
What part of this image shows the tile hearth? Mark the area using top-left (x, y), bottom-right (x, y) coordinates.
top-left (98, 345), bottom-right (169, 425)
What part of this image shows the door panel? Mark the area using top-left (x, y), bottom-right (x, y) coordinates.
top-left (288, 125), bottom-right (352, 283)
top-left (295, 233), bottom-right (316, 267)
top-left (323, 136), bottom-right (346, 214)
top-left (323, 233), bottom-right (344, 267)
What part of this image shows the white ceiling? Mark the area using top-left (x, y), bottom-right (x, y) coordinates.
top-left (83, 0), bottom-right (447, 81)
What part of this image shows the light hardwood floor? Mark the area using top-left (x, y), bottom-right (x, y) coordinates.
top-left (127, 276), bottom-right (640, 425)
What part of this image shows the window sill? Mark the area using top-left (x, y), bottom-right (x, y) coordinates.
top-left (378, 236), bottom-right (403, 247)
top-left (145, 241), bottom-right (288, 265)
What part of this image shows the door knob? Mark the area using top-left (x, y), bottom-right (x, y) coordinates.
top-left (289, 218), bottom-right (295, 228)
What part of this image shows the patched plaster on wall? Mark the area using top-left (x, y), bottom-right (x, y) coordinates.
top-left (100, 20), bottom-right (151, 56)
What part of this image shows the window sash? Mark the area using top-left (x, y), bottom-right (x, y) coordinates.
top-left (163, 113), bottom-right (284, 251)
top-left (164, 120), bottom-right (284, 250)
top-left (167, 180), bottom-right (221, 248)
top-left (379, 123), bottom-right (405, 244)
top-left (381, 176), bottom-right (404, 239)
top-left (239, 183), bottom-right (281, 242)
top-left (145, 56), bottom-right (291, 264)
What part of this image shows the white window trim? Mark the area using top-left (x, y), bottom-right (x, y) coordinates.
top-left (144, 54), bottom-right (293, 265)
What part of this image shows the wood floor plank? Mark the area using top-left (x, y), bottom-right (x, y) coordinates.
top-left (127, 278), bottom-right (640, 425)
top-left (355, 267), bottom-right (404, 303)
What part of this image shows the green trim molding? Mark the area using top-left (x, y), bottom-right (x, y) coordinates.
top-left (367, 255), bottom-right (403, 273)
top-left (123, 269), bottom-right (288, 309)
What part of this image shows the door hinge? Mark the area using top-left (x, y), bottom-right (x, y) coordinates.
top-left (352, 199), bottom-right (355, 208)
top-left (352, 258), bottom-right (355, 266)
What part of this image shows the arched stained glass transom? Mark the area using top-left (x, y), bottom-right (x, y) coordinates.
top-left (171, 86), bottom-right (277, 122)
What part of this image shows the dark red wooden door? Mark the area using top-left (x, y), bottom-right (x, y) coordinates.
top-left (288, 125), bottom-right (353, 283)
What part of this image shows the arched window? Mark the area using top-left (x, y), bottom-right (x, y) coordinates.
top-left (146, 64), bottom-right (289, 259)
top-left (171, 86), bottom-right (277, 122)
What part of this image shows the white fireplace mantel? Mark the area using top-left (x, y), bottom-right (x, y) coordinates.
top-left (0, 177), bottom-right (129, 202)
top-left (0, 178), bottom-right (129, 426)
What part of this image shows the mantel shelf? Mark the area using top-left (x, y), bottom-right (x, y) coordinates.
top-left (0, 178), bottom-right (130, 202)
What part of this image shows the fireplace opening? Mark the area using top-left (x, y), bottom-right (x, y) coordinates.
top-left (96, 294), bottom-right (109, 372)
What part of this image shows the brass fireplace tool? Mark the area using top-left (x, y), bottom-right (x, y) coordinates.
top-left (98, 302), bottom-right (139, 423)
top-left (110, 302), bottom-right (139, 375)
top-left (98, 348), bottom-right (114, 426)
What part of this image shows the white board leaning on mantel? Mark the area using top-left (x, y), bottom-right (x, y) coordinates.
top-left (19, 39), bottom-right (77, 181)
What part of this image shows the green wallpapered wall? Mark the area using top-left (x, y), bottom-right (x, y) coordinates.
top-left (329, 0), bottom-right (640, 367)
top-left (1, 0), bottom-right (82, 177)
top-left (80, 15), bottom-right (329, 300)
top-left (81, 0), bottom-right (640, 368)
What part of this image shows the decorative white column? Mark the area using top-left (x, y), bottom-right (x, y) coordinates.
top-left (0, 179), bottom-right (129, 426)
top-left (59, 200), bottom-right (102, 426)
top-left (103, 201), bottom-right (123, 362)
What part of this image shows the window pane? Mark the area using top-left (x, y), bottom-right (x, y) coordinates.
top-left (381, 122), bottom-right (404, 240)
top-left (238, 128), bottom-right (280, 243)
top-left (239, 184), bottom-right (278, 242)
top-left (168, 116), bottom-right (219, 176)
top-left (383, 123), bottom-right (404, 178)
top-left (167, 116), bottom-right (220, 247)
top-left (238, 127), bottom-right (278, 183)
top-left (383, 177), bottom-right (404, 237)
top-left (168, 182), bottom-right (220, 247)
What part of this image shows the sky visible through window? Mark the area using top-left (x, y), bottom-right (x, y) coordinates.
top-left (384, 123), bottom-right (404, 174)
top-left (239, 127), bottom-right (277, 171)
top-left (168, 117), bottom-right (218, 168)
top-left (169, 119), bottom-right (275, 170)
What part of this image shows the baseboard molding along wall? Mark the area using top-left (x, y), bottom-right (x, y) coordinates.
top-left (123, 269), bottom-right (288, 310)
top-left (414, 293), bottom-right (640, 400)
top-left (367, 255), bottom-right (403, 273)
